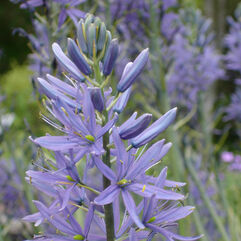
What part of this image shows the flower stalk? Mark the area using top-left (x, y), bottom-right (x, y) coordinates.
top-left (21, 12), bottom-right (202, 241)
top-left (102, 111), bottom-right (115, 241)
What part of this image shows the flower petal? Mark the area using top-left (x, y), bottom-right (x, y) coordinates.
top-left (93, 156), bottom-right (116, 181)
top-left (117, 49), bottom-right (149, 92)
top-left (52, 42), bottom-right (85, 82)
top-left (127, 183), bottom-right (184, 200)
top-left (121, 189), bottom-right (145, 229)
top-left (33, 136), bottom-right (78, 151)
top-left (131, 108), bottom-right (177, 148)
top-left (84, 204), bottom-right (94, 236)
top-left (94, 185), bottom-right (120, 205)
top-left (67, 38), bottom-right (92, 75)
top-left (96, 113), bottom-right (119, 139)
top-left (154, 206), bottom-right (195, 224)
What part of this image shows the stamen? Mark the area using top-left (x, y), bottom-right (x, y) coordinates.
top-left (61, 107), bottom-right (69, 116)
top-left (147, 216), bottom-right (156, 223)
top-left (73, 234), bottom-right (85, 240)
top-left (66, 175), bottom-right (75, 182)
top-left (85, 135), bottom-right (95, 142)
top-left (117, 179), bottom-right (131, 186)
top-left (74, 131), bottom-right (84, 139)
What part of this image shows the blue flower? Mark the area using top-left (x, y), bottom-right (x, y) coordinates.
top-left (131, 108), bottom-right (177, 148)
top-left (117, 48), bottom-right (149, 92)
top-left (94, 128), bottom-right (184, 228)
top-left (33, 88), bottom-right (118, 156)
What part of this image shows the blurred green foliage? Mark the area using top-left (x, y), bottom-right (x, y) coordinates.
top-left (1, 64), bottom-right (45, 136)
top-left (225, 172), bottom-right (241, 216)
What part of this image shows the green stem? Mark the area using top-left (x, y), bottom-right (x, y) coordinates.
top-left (104, 0), bottom-right (111, 29)
top-left (148, 0), bottom-right (185, 181)
top-left (102, 111), bottom-right (115, 241)
top-left (173, 105), bottom-right (197, 131)
top-left (106, 92), bottom-right (122, 111)
top-left (189, 197), bottom-right (211, 241)
top-left (214, 163), bottom-right (233, 237)
top-left (93, 52), bottom-right (102, 84)
top-left (166, 127), bottom-right (185, 180)
top-left (185, 158), bottom-right (230, 241)
top-left (143, 103), bottom-right (161, 119)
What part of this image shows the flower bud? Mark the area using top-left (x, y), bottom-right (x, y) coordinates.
top-left (131, 107), bottom-right (177, 148)
top-left (103, 39), bottom-right (119, 76)
top-left (88, 87), bottom-right (104, 112)
top-left (52, 42), bottom-right (85, 82)
top-left (84, 14), bottom-right (95, 29)
top-left (94, 17), bottom-right (101, 33)
top-left (77, 19), bottom-right (88, 54)
top-left (97, 22), bottom-right (107, 51)
top-left (119, 113), bottom-right (152, 139)
top-left (117, 48), bottom-right (149, 92)
top-left (67, 38), bottom-right (92, 75)
top-left (113, 86), bottom-right (132, 114)
top-left (105, 31), bottom-right (112, 52)
top-left (122, 61), bottom-right (133, 76)
top-left (78, 15), bottom-right (110, 59)
top-left (37, 77), bottom-right (81, 111)
top-left (86, 23), bottom-right (97, 58)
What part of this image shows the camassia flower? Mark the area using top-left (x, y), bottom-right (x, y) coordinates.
top-left (33, 88), bottom-right (118, 156)
top-left (118, 168), bottom-right (202, 241)
top-left (25, 151), bottom-right (87, 212)
top-left (26, 201), bottom-right (103, 241)
top-left (94, 128), bottom-right (184, 228)
top-left (24, 14), bottom-right (201, 241)
top-left (20, 0), bottom-right (86, 28)
top-left (37, 74), bottom-right (81, 110)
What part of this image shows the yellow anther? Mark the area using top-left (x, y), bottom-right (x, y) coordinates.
top-left (57, 181), bottom-right (72, 185)
top-left (61, 107), bottom-right (69, 117)
top-left (73, 234), bottom-right (85, 240)
top-left (74, 131), bottom-right (84, 139)
top-left (142, 185), bottom-right (146, 192)
top-left (85, 135), bottom-right (95, 142)
top-left (66, 175), bottom-right (75, 182)
top-left (117, 179), bottom-right (130, 186)
top-left (147, 216), bottom-right (156, 223)
top-left (42, 98), bottom-right (46, 106)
